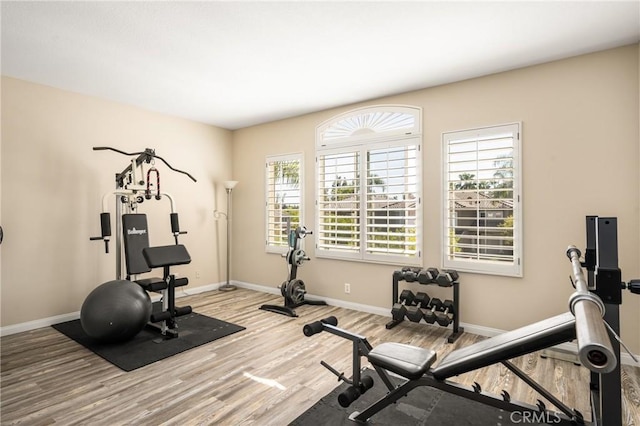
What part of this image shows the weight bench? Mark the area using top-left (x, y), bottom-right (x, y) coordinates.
top-left (305, 312), bottom-right (597, 425)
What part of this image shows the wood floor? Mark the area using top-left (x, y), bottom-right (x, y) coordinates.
top-left (1, 288), bottom-right (639, 425)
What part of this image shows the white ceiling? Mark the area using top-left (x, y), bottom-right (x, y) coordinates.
top-left (2, 2), bottom-right (639, 130)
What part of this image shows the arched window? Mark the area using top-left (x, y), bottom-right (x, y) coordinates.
top-left (315, 105), bottom-right (422, 265)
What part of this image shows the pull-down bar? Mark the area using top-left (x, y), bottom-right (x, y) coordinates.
top-left (93, 146), bottom-right (197, 184)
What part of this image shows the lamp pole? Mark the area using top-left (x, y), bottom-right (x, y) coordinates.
top-left (220, 180), bottom-right (238, 292)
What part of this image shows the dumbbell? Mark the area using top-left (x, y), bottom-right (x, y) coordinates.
top-left (405, 306), bottom-right (424, 323)
top-left (399, 289), bottom-right (416, 305)
top-left (413, 292), bottom-right (430, 308)
top-left (417, 267), bottom-right (439, 284)
top-left (401, 266), bottom-right (423, 282)
top-left (423, 298), bottom-right (443, 324)
top-left (403, 268), bottom-right (418, 282)
top-left (435, 300), bottom-right (455, 326)
top-left (403, 292), bottom-right (430, 322)
top-left (436, 269), bottom-right (459, 287)
top-left (390, 303), bottom-right (407, 322)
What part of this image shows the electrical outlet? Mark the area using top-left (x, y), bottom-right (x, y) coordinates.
top-left (195, 271), bottom-right (201, 279)
top-left (344, 283), bottom-right (351, 294)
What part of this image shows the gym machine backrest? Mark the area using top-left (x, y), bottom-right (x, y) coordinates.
top-left (431, 312), bottom-right (577, 380)
top-left (432, 247), bottom-right (616, 379)
top-left (122, 214), bottom-right (154, 276)
top-left (430, 245), bottom-right (616, 378)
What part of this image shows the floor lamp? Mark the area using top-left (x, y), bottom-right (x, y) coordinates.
top-left (218, 180), bottom-right (238, 292)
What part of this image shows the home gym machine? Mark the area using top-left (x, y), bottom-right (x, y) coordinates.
top-left (259, 220), bottom-right (327, 317)
top-left (304, 215), bottom-right (637, 425)
top-left (89, 146), bottom-right (197, 339)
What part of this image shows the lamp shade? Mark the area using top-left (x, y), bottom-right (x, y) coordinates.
top-left (223, 180), bottom-right (239, 190)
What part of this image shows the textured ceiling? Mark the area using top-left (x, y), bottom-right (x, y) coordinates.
top-left (2, 1), bottom-right (639, 130)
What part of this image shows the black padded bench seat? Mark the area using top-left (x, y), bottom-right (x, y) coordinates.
top-left (135, 277), bottom-right (167, 292)
top-left (137, 245), bottom-right (191, 292)
top-left (368, 342), bottom-right (437, 380)
top-left (432, 312), bottom-right (576, 380)
top-left (142, 244), bottom-right (191, 268)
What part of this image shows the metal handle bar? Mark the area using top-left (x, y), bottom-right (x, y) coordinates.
top-left (566, 246), bottom-right (616, 373)
top-left (93, 146), bottom-right (197, 182)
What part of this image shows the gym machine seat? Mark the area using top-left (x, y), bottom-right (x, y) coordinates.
top-left (367, 343), bottom-right (436, 380)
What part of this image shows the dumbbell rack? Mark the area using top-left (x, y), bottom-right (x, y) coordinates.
top-left (385, 267), bottom-right (464, 343)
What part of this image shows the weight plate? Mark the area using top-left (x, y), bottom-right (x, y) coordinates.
top-left (292, 249), bottom-right (306, 266)
top-left (288, 279), bottom-right (306, 304)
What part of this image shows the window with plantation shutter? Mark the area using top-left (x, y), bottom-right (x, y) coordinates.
top-left (316, 106), bottom-right (422, 265)
top-left (265, 154), bottom-right (302, 253)
top-left (316, 149), bottom-right (361, 256)
top-left (443, 123), bottom-right (522, 276)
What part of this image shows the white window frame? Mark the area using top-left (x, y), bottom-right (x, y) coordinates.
top-left (442, 122), bottom-right (522, 277)
top-left (265, 153), bottom-right (303, 254)
top-left (315, 105), bottom-right (422, 266)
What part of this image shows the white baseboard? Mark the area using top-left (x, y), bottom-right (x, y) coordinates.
top-left (234, 280), bottom-right (391, 316)
top-left (3, 279), bottom-right (638, 366)
top-left (234, 280), bottom-right (639, 366)
top-left (234, 280), bottom-right (281, 296)
top-left (177, 282), bottom-right (222, 297)
top-left (0, 312), bottom-right (81, 337)
top-left (0, 283), bottom-right (222, 337)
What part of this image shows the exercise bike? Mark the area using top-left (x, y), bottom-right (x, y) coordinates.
top-left (259, 222), bottom-right (327, 317)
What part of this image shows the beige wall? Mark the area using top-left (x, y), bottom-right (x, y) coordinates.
top-left (1, 77), bottom-right (233, 326)
top-left (232, 45), bottom-right (640, 353)
top-left (1, 45), bottom-right (638, 354)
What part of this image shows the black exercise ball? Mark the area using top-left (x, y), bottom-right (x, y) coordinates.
top-left (80, 279), bottom-right (151, 342)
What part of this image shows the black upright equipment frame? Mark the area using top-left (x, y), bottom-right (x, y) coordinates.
top-left (259, 222), bottom-right (327, 317)
top-left (582, 216), bottom-right (623, 425)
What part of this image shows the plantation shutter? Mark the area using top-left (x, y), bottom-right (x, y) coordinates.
top-left (265, 154), bottom-right (302, 252)
top-left (443, 123), bottom-right (522, 276)
top-left (316, 150), bottom-right (361, 255)
top-left (365, 142), bottom-right (420, 258)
